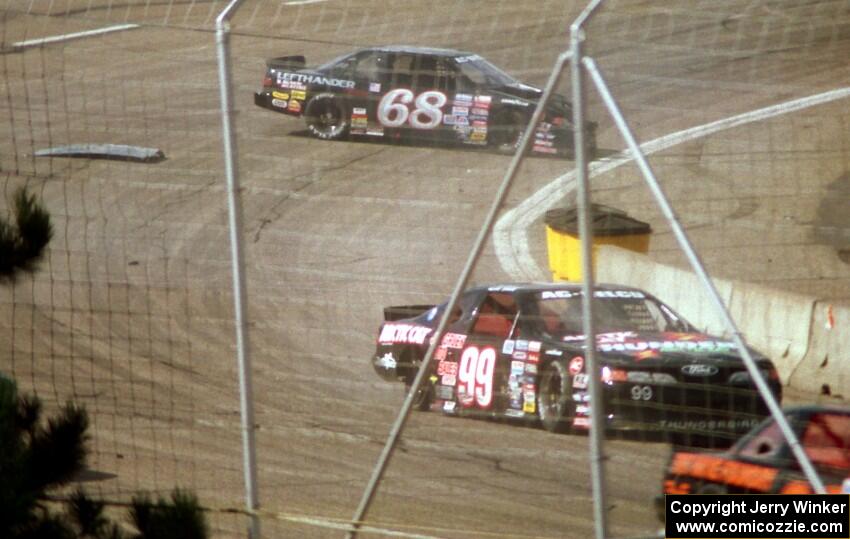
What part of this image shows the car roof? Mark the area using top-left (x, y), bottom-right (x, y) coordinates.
top-left (468, 282), bottom-right (650, 295)
top-left (783, 404), bottom-right (850, 416)
top-left (365, 45), bottom-right (474, 58)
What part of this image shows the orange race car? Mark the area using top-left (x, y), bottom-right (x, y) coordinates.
top-left (656, 405), bottom-right (850, 520)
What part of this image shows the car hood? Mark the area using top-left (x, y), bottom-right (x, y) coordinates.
top-left (491, 82), bottom-right (574, 117)
top-left (559, 331), bottom-right (770, 366)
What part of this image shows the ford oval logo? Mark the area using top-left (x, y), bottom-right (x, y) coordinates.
top-left (681, 364), bottom-right (718, 376)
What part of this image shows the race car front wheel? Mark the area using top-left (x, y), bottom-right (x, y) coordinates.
top-left (537, 360), bottom-right (574, 433)
top-left (304, 93), bottom-right (349, 140)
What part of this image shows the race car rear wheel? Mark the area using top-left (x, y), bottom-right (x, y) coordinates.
top-left (537, 360), bottom-right (574, 433)
top-left (304, 93), bottom-right (349, 140)
top-left (489, 109), bottom-right (527, 154)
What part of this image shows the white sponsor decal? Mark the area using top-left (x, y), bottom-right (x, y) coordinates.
top-left (376, 352), bottom-right (397, 370)
top-left (454, 54), bottom-right (483, 64)
top-left (277, 72), bottom-right (355, 89)
top-left (378, 323), bottom-right (432, 345)
top-left (598, 340), bottom-right (736, 354)
top-left (541, 289), bottom-right (646, 300)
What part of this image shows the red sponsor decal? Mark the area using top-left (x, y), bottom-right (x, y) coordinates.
top-left (568, 356), bottom-right (584, 376)
top-left (436, 360), bottom-right (458, 376)
top-left (440, 332), bottom-right (467, 349)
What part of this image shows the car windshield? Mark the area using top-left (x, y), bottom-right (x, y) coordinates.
top-left (529, 290), bottom-right (686, 337)
top-left (454, 54), bottom-right (518, 87)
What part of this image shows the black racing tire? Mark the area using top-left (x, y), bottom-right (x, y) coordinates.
top-left (304, 93), bottom-right (349, 140)
top-left (537, 360), bottom-right (575, 433)
top-left (489, 109), bottom-right (528, 154)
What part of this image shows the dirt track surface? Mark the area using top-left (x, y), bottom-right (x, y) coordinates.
top-left (1, 1), bottom-right (849, 537)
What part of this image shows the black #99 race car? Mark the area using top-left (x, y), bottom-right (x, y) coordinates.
top-left (372, 283), bottom-right (782, 445)
top-left (254, 45), bottom-right (596, 157)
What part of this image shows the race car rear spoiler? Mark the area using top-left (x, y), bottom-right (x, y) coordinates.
top-left (383, 305), bottom-right (434, 322)
top-left (266, 55), bottom-right (306, 70)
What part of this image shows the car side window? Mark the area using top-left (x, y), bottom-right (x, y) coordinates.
top-left (354, 52), bottom-right (389, 81)
top-left (471, 293), bottom-right (518, 339)
top-left (802, 413), bottom-right (850, 471)
top-left (392, 53), bottom-right (416, 88)
top-left (737, 420), bottom-right (785, 460)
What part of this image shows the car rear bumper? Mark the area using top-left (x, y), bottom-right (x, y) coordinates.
top-left (574, 381), bottom-right (777, 443)
top-left (254, 90), bottom-right (301, 117)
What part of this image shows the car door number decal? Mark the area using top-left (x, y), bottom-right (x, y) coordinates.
top-left (458, 346), bottom-right (496, 408)
top-left (630, 385), bottom-right (653, 400)
top-left (378, 89), bottom-right (447, 129)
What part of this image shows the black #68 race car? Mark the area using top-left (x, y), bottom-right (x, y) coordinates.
top-left (372, 283), bottom-right (782, 445)
top-left (254, 45), bottom-right (596, 156)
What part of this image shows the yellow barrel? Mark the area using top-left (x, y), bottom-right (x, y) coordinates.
top-left (545, 204), bottom-right (651, 281)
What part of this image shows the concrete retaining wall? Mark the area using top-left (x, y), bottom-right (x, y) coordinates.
top-left (594, 245), bottom-right (847, 396)
top-left (788, 302), bottom-right (850, 398)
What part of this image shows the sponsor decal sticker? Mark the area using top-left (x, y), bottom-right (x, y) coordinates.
top-left (441, 374), bottom-right (456, 386)
top-left (541, 289), bottom-right (646, 300)
top-left (436, 361), bottom-right (458, 376)
top-left (527, 352), bottom-right (539, 363)
top-left (572, 373), bottom-right (589, 389)
top-left (512, 351), bottom-right (527, 360)
top-left (288, 100), bottom-right (302, 112)
top-left (376, 352), bottom-right (396, 370)
top-left (502, 340), bottom-right (515, 355)
top-left (277, 72), bottom-right (355, 89)
top-left (378, 323), bottom-right (432, 345)
top-left (599, 339), bottom-right (736, 354)
top-left (272, 91), bottom-right (290, 100)
top-left (437, 385), bottom-right (454, 400)
top-left (568, 356), bottom-right (584, 376)
top-left (441, 332), bottom-right (467, 349)
top-left (511, 361), bottom-right (524, 374)
top-left (291, 90), bottom-right (306, 100)
top-left (271, 98), bottom-right (288, 109)
top-left (525, 363), bottom-right (538, 374)
top-left (369, 81), bottom-right (381, 93)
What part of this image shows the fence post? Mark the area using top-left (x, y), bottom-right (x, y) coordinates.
top-left (215, 1), bottom-right (263, 537)
top-left (570, 2), bottom-right (609, 538)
